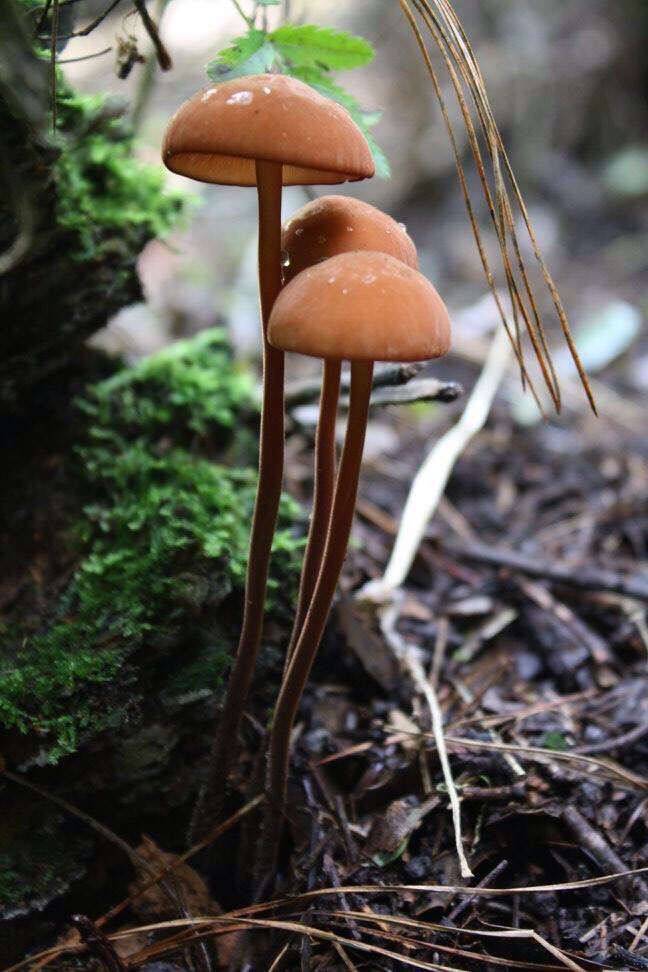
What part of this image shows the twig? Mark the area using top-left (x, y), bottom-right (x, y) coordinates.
top-left (575, 722), bottom-right (648, 756)
top-left (460, 783), bottom-right (525, 800)
top-left (333, 941), bottom-right (359, 971)
top-left (393, 732), bottom-right (648, 790)
top-left (97, 794), bottom-right (264, 930)
top-left (442, 539), bottom-right (648, 602)
top-left (562, 804), bottom-right (648, 902)
top-left (131, 0), bottom-right (171, 130)
top-left (41, 0), bottom-right (122, 40)
top-left (35, 0), bottom-right (53, 33)
top-left (70, 916), bottom-right (126, 972)
top-left (322, 853), bottom-right (362, 942)
top-left (442, 858), bottom-right (509, 924)
top-left (57, 46), bottom-right (112, 62)
top-left (380, 599), bottom-right (473, 878)
top-left (363, 378), bottom-right (463, 407)
top-left (229, 0), bottom-right (254, 27)
top-left (611, 945), bottom-right (648, 969)
top-left (450, 674), bottom-right (525, 778)
top-left (49, 0), bottom-right (59, 128)
top-left (284, 362), bottom-right (445, 409)
top-left (513, 575), bottom-right (612, 665)
top-left (361, 325), bottom-right (512, 602)
top-left (133, 0), bottom-right (172, 70)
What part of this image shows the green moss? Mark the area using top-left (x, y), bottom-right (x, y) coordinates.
top-left (53, 83), bottom-right (187, 260)
top-left (16, 0), bottom-right (186, 262)
top-left (0, 330), bottom-right (304, 761)
top-left (78, 327), bottom-right (256, 443)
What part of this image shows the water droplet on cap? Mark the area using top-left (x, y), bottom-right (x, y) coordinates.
top-left (226, 90), bottom-right (253, 106)
top-left (295, 227), bottom-right (304, 236)
top-left (316, 235), bottom-right (327, 244)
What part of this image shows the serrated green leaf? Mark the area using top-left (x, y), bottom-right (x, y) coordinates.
top-left (206, 29), bottom-right (276, 82)
top-left (270, 24), bottom-right (374, 71)
top-left (210, 28), bottom-right (265, 68)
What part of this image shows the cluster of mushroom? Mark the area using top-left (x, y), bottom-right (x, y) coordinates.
top-left (162, 73), bottom-right (451, 876)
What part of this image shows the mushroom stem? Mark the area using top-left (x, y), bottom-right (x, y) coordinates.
top-left (284, 358), bottom-right (341, 672)
top-left (190, 159), bottom-right (284, 844)
top-left (261, 359), bottom-right (374, 879)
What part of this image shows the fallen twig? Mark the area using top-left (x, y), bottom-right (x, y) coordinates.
top-left (440, 539), bottom-right (648, 602)
top-left (285, 363), bottom-right (459, 410)
top-left (69, 916), bottom-right (126, 972)
top-left (574, 721), bottom-right (648, 756)
top-left (562, 804), bottom-right (648, 903)
top-left (442, 859), bottom-right (509, 924)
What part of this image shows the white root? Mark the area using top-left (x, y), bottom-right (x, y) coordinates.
top-left (361, 324), bottom-right (512, 603)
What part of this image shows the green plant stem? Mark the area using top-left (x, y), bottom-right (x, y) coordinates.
top-left (190, 159), bottom-right (284, 845)
top-left (229, 0), bottom-right (253, 27)
top-left (284, 358), bottom-right (340, 673)
top-left (261, 358), bottom-right (373, 882)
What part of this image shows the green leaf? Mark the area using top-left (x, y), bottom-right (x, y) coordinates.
top-left (290, 66), bottom-right (390, 177)
top-left (211, 28), bottom-right (265, 68)
top-left (270, 24), bottom-right (374, 71)
top-left (372, 836), bottom-right (409, 867)
top-left (542, 731), bottom-right (569, 752)
top-left (206, 29), bottom-right (276, 82)
top-left (362, 131), bottom-right (391, 180)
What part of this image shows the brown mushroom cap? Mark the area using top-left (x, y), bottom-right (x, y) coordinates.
top-left (268, 251), bottom-right (451, 362)
top-left (162, 74), bottom-right (375, 187)
top-left (282, 195), bottom-right (417, 283)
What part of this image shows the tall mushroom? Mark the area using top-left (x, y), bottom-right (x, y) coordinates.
top-left (261, 250), bottom-right (451, 877)
top-left (281, 196), bottom-right (418, 670)
top-left (162, 74), bottom-right (374, 841)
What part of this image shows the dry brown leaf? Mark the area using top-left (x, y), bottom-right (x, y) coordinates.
top-left (129, 836), bottom-right (240, 967)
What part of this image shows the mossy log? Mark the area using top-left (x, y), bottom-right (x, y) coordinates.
top-left (0, 331), bottom-right (304, 964)
top-left (0, 0), bottom-right (182, 411)
top-left (0, 6), bottom-right (301, 957)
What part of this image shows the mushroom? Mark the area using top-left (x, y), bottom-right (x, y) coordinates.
top-left (163, 73), bottom-right (374, 840)
top-left (261, 250), bottom-right (451, 876)
top-left (281, 195), bottom-right (417, 284)
top-left (280, 196), bottom-right (418, 672)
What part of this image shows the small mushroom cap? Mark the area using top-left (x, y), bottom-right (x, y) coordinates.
top-left (268, 251), bottom-right (451, 362)
top-left (162, 74), bottom-right (374, 187)
top-left (282, 195), bottom-right (417, 283)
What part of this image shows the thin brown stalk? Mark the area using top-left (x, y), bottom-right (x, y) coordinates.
top-left (398, 0), bottom-right (596, 413)
top-left (284, 358), bottom-right (341, 672)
